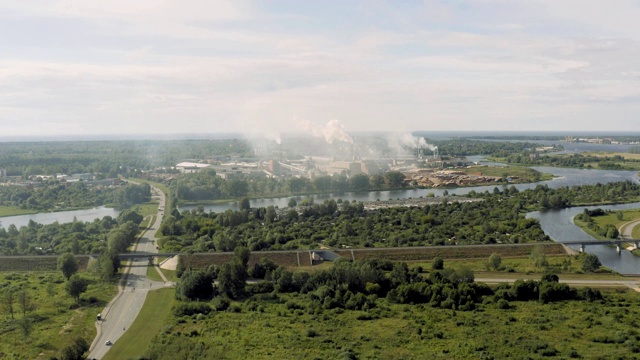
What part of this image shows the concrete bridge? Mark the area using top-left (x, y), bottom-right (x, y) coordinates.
top-left (560, 240), bottom-right (639, 254)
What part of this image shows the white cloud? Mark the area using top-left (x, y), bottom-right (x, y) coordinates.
top-left (2, 1), bottom-right (640, 136)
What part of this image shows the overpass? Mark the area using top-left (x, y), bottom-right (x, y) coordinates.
top-left (560, 240), bottom-right (639, 254)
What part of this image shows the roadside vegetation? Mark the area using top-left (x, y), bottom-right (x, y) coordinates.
top-left (129, 250), bottom-right (640, 360)
top-left (0, 269), bottom-right (117, 359)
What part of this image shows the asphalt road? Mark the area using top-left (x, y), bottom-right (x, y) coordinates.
top-left (620, 218), bottom-right (640, 240)
top-left (87, 186), bottom-right (166, 359)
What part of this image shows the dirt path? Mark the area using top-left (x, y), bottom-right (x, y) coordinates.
top-left (619, 219), bottom-right (640, 239)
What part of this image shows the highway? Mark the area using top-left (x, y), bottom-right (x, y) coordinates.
top-left (87, 186), bottom-right (167, 359)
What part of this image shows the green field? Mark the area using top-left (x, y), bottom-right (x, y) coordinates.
top-left (0, 271), bottom-right (116, 359)
top-left (103, 288), bottom-right (175, 360)
top-left (407, 254), bottom-right (614, 275)
top-left (0, 206), bottom-right (37, 217)
top-left (139, 288), bottom-right (640, 360)
top-left (574, 209), bottom-right (640, 241)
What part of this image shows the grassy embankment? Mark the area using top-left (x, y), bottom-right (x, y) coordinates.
top-left (582, 151), bottom-right (640, 171)
top-left (0, 206), bottom-right (37, 217)
top-left (573, 208), bottom-right (640, 255)
top-left (102, 288), bottom-right (175, 360)
top-left (0, 270), bottom-right (117, 359)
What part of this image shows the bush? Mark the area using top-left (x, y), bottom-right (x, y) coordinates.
top-left (212, 296), bottom-right (231, 311)
top-left (581, 253), bottom-right (601, 273)
top-left (173, 302), bottom-right (212, 317)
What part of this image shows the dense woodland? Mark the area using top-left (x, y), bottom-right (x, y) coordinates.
top-left (431, 138), bottom-right (549, 157)
top-left (0, 182), bottom-right (151, 211)
top-left (172, 170), bottom-right (410, 202)
top-left (0, 140), bottom-right (254, 177)
top-left (158, 181), bottom-right (640, 253)
top-left (500, 153), bottom-right (640, 170)
top-left (0, 208), bottom-right (144, 256)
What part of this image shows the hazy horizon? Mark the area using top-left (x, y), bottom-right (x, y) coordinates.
top-left (3, 1), bottom-right (640, 137)
top-left (2, 130), bottom-right (640, 143)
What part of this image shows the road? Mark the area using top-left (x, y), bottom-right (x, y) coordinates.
top-left (87, 186), bottom-right (166, 359)
top-left (620, 218), bottom-right (640, 240)
top-left (475, 277), bottom-right (640, 292)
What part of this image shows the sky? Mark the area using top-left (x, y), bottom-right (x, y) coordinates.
top-left (2, 0), bottom-right (640, 138)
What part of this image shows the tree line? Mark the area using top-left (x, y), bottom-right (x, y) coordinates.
top-left (0, 209), bottom-right (143, 255)
top-left (0, 181), bottom-right (150, 211)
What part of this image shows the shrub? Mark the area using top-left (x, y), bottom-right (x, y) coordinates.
top-left (173, 302), bottom-right (212, 317)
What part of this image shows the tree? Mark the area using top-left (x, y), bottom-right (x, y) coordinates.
top-left (66, 275), bottom-right (88, 302)
top-left (117, 209), bottom-right (144, 226)
top-left (530, 245), bottom-right (548, 268)
top-left (17, 290), bottom-right (32, 317)
top-left (385, 171), bottom-right (406, 188)
top-left (218, 262), bottom-right (247, 299)
top-left (176, 270), bottom-right (215, 301)
top-left (287, 198), bottom-right (297, 207)
top-left (59, 337), bottom-right (89, 360)
top-left (432, 256), bottom-right (444, 270)
top-left (58, 253), bottom-right (79, 280)
top-left (238, 197), bottom-right (251, 211)
top-left (581, 253), bottom-right (601, 273)
top-left (488, 253), bottom-right (502, 270)
top-left (17, 317), bottom-right (32, 339)
top-left (2, 289), bottom-right (14, 320)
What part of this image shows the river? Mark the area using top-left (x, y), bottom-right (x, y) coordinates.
top-left (0, 206), bottom-right (120, 229)
top-left (180, 166), bottom-right (639, 213)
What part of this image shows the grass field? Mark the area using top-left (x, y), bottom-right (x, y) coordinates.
top-left (141, 287), bottom-right (640, 360)
top-left (0, 271), bottom-right (116, 359)
top-left (407, 254), bottom-right (614, 275)
top-left (103, 288), bottom-right (175, 360)
top-left (574, 208), bottom-right (640, 242)
top-left (0, 206), bottom-right (37, 217)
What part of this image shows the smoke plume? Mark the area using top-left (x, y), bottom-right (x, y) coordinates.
top-left (295, 119), bottom-right (353, 144)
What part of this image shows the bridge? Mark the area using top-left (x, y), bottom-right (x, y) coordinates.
top-left (560, 240), bottom-right (639, 254)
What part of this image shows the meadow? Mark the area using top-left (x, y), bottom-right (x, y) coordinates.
top-left (140, 287), bottom-right (640, 360)
top-left (0, 270), bottom-right (116, 359)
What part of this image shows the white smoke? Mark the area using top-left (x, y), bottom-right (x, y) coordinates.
top-left (295, 119), bottom-right (353, 144)
top-left (385, 133), bottom-right (437, 157)
top-left (264, 131), bottom-right (282, 144)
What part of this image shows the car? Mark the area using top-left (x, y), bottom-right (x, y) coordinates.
top-left (127, 281), bottom-right (131, 286)
top-left (105, 340), bottom-right (113, 346)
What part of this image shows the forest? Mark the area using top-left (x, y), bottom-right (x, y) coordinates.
top-left (157, 181), bottom-right (640, 254)
top-left (498, 153), bottom-right (640, 170)
top-left (0, 139), bottom-right (253, 177)
top-left (0, 207), bottom-right (145, 256)
top-left (0, 181), bottom-right (151, 211)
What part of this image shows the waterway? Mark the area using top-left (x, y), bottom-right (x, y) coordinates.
top-left (180, 166), bottom-right (639, 213)
top-left (0, 206), bottom-right (120, 229)
top-left (528, 203), bottom-right (640, 275)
